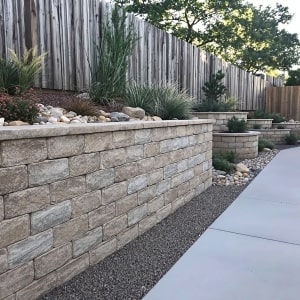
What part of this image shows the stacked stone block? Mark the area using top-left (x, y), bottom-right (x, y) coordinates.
top-left (0, 120), bottom-right (213, 299)
top-left (253, 128), bottom-right (291, 144)
top-left (247, 119), bottom-right (273, 129)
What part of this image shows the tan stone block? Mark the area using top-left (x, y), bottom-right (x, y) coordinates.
top-left (144, 142), bottom-right (160, 158)
top-left (34, 243), bottom-right (72, 279)
top-left (69, 153), bottom-right (100, 177)
top-left (117, 225), bottom-right (138, 249)
top-left (84, 132), bottom-right (113, 153)
top-left (50, 176), bottom-right (86, 204)
top-left (0, 262), bottom-right (34, 299)
top-left (102, 182), bottom-right (128, 205)
top-left (0, 215), bottom-right (29, 248)
top-left (0, 196), bottom-right (3, 221)
top-left (103, 215), bottom-right (127, 240)
top-left (164, 188), bottom-right (178, 205)
top-left (137, 157), bottom-right (156, 173)
top-left (148, 196), bottom-right (164, 215)
top-left (151, 128), bottom-right (166, 141)
top-left (0, 165), bottom-right (28, 195)
top-left (47, 135), bottom-right (84, 159)
top-left (138, 215), bottom-right (157, 235)
top-left (0, 139), bottom-right (47, 167)
top-left (56, 253), bottom-right (89, 285)
top-left (177, 182), bottom-right (190, 197)
top-left (71, 191), bottom-right (101, 218)
top-left (0, 248), bottom-right (7, 275)
top-left (89, 238), bottom-right (117, 265)
top-left (28, 159), bottom-right (69, 187)
top-left (4, 186), bottom-right (50, 218)
top-left (86, 168), bottom-right (114, 191)
top-left (135, 129), bottom-right (151, 144)
top-left (16, 272), bottom-right (57, 300)
top-left (128, 174), bottom-right (148, 194)
top-left (148, 169), bottom-right (164, 186)
top-left (115, 162), bottom-right (139, 182)
top-left (101, 148), bottom-right (126, 168)
top-left (172, 196), bottom-right (185, 212)
top-left (156, 204), bottom-right (172, 223)
top-left (155, 153), bottom-right (172, 168)
top-left (112, 131), bottom-right (135, 148)
top-left (88, 203), bottom-right (115, 229)
top-left (176, 126), bottom-right (187, 137)
top-left (125, 145), bottom-right (144, 162)
top-left (128, 204), bottom-right (148, 226)
top-left (138, 186), bottom-right (156, 205)
top-left (53, 215), bottom-right (88, 247)
top-left (116, 194), bottom-right (138, 216)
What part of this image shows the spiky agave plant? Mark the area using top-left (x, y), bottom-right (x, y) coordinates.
top-left (8, 47), bottom-right (47, 94)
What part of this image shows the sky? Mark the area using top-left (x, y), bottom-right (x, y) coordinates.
top-left (247, 0), bottom-right (299, 35)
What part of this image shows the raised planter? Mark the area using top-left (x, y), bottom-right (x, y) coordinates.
top-left (252, 128), bottom-right (291, 144)
top-left (247, 119), bottom-right (273, 129)
top-left (272, 122), bottom-right (300, 129)
top-left (213, 131), bottom-right (260, 159)
top-left (192, 112), bottom-right (248, 132)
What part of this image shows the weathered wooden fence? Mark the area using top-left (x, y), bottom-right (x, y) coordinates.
top-left (0, 0), bottom-right (283, 110)
top-left (266, 86), bottom-right (300, 121)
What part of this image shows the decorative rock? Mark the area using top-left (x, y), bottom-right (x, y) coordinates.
top-left (110, 112), bottom-right (130, 122)
top-left (122, 106), bottom-right (145, 120)
top-left (235, 171), bottom-right (243, 177)
top-left (65, 111), bottom-right (77, 118)
top-left (263, 148), bottom-right (272, 152)
top-left (49, 108), bottom-right (64, 118)
top-left (98, 116), bottom-right (106, 122)
top-left (0, 117), bottom-right (4, 126)
top-left (60, 116), bottom-right (70, 123)
top-left (235, 163), bottom-right (250, 173)
top-left (8, 120), bottom-right (29, 126)
top-left (152, 116), bottom-right (162, 121)
top-left (99, 110), bottom-right (110, 118)
top-left (48, 117), bottom-right (58, 123)
top-left (76, 92), bottom-right (90, 100)
top-left (70, 120), bottom-right (81, 124)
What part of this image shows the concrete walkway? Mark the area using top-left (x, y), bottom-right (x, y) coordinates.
top-left (143, 147), bottom-right (300, 300)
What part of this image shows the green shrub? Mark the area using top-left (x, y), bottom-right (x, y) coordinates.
top-left (125, 83), bottom-right (192, 120)
top-left (258, 138), bottom-right (275, 152)
top-left (89, 5), bottom-right (137, 104)
top-left (277, 124), bottom-right (286, 129)
top-left (253, 124), bottom-right (262, 129)
top-left (285, 133), bottom-right (298, 145)
top-left (227, 116), bottom-right (248, 133)
top-left (254, 110), bottom-right (286, 123)
top-left (193, 97), bottom-right (236, 112)
top-left (212, 157), bottom-right (235, 173)
top-left (0, 92), bottom-right (39, 123)
top-left (0, 58), bottom-right (19, 95)
top-left (214, 151), bottom-right (236, 163)
top-left (271, 113), bottom-right (286, 123)
top-left (61, 98), bottom-right (100, 117)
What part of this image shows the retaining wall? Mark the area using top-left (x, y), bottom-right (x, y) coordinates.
top-left (252, 129), bottom-right (291, 144)
top-left (192, 112), bottom-right (248, 132)
top-left (247, 119), bottom-right (273, 129)
top-left (0, 120), bottom-right (213, 300)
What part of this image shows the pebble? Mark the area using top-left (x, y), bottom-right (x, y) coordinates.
top-left (213, 149), bottom-right (279, 187)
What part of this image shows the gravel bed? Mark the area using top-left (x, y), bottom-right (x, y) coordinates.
top-left (41, 185), bottom-right (244, 300)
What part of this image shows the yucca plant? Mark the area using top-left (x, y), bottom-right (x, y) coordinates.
top-left (9, 47), bottom-right (46, 94)
top-left (0, 58), bottom-right (19, 95)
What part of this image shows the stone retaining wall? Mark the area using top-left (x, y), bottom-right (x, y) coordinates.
top-left (0, 120), bottom-right (213, 300)
top-left (213, 131), bottom-right (260, 159)
top-left (252, 129), bottom-right (291, 144)
top-left (247, 119), bottom-right (273, 129)
top-left (192, 112), bottom-right (248, 132)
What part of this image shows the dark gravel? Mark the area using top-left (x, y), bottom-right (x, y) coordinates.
top-left (41, 185), bottom-right (245, 300)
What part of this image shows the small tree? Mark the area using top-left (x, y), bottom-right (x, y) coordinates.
top-left (285, 69), bottom-right (300, 86)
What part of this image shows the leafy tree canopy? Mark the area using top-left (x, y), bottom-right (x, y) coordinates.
top-left (114, 0), bottom-right (300, 74)
top-left (285, 69), bottom-right (300, 86)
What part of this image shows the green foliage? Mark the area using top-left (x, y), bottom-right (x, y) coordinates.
top-left (253, 124), bottom-right (261, 129)
top-left (8, 48), bottom-right (46, 94)
top-left (202, 70), bottom-right (227, 103)
top-left (285, 69), bottom-right (300, 86)
top-left (116, 0), bottom-right (300, 73)
top-left (0, 59), bottom-right (19, 95)
top-left (212, 157), bottom-right (235, 173)
top-left (277, 124), bottom-right (286, 129)
top-left (285, 133), bottom-right (298, 145)
top-left (0, 92), bottom-right (39, 124)
top-left (61, 98), bottom-right (100, 117)
top-left (254, 110), bottom-right (286, 123)
top-left (214, 151), bottom-right (236, 163)
top-left (125, 83), bottom-right (192, 120)
top-left (258, 138), bottom-right (275, 152)
top-left (227, 116), bottom-right (248, 133)
top-left (90, 5), bottom-right (137, 105)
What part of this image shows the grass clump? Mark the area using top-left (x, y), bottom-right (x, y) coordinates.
top-left (213, 151), bottom-right (236, 173)
top-left (125, 83), bottom-right (192, 120)
top-left (61, 98), bottom-right (100, 117)
top-left (258, 138), bottom-right (275, 152)
top-left (285, 133), bottom-right (298, 145)
top-left (277, 124), bottom-right (286, 129)
top-left (254, 110), bottom-right (286, 123)
top-left (227, 116), bottom-right (248, 133)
